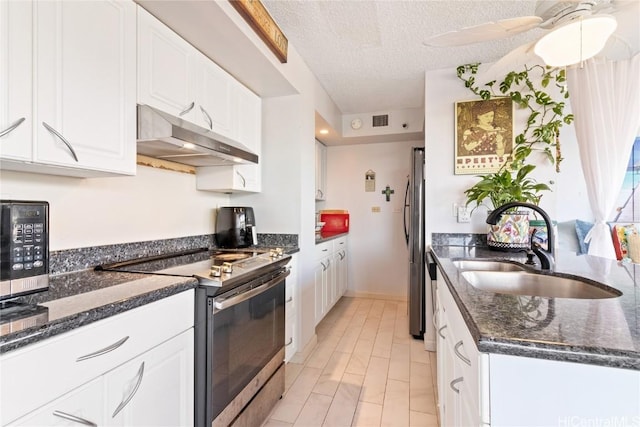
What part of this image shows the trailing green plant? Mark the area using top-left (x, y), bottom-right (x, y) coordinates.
top-left (457, 63), bottom-right (574, 210)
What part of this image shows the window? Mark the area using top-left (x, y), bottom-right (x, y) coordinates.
top-left (611, 137), bottom-right (640, 222)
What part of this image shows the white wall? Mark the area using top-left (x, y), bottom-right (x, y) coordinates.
top-left (424, 67), bottom-right (591, 243)
top-left (0, 167), bottom-right (230, 251)
top-left (325, 140), bottom-right (422, 300)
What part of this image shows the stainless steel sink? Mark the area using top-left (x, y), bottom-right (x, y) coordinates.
top-left (452, 259), bottom-right (528, 272)
top-left (461, 271), bottom-right (622, 299)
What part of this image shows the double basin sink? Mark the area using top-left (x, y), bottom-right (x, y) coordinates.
top-left (453, 260), bottom-right (621, 299)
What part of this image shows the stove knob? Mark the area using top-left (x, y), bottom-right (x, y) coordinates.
top-left (270, 248), bottom-right (284, 258)
top-left (222, 262), bottom-right (233, 274)
top-left (210, 265), bottom-right (222, 278)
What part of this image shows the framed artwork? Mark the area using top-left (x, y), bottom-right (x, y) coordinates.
top-left (454, 97), bottom-right (514, 175)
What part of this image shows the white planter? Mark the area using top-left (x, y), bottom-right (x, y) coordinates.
top-left (487, 211), bottom-right (530, 251)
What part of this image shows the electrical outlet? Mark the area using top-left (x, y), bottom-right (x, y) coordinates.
top-left (371, 206), bottom-right (381, 213)
top-left (457, 206), bottom-right (470, 223)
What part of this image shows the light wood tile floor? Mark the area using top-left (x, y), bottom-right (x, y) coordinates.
top-left (263, 297), bottom-right (439, 427)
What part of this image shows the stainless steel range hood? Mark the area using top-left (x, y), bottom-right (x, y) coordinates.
top-left (137, 104), bottom-right (258, 166)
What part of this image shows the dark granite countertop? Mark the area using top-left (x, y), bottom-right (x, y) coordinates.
top-left (0, 269), bottom-right (198, 354)
top-left (1, 245), bottom-right (299, 355)
top-left (315, 231), bottom-right (349, 244)
top-left (430, 245), bottom-right (640, 370)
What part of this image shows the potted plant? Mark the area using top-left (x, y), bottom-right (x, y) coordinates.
top-left (457, 63), bottom-right (573, 250)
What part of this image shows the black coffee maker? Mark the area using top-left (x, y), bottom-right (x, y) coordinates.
top-left (215, 207), bottom-right (257, 248)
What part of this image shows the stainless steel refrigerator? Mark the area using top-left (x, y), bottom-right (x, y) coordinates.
top-left (404, 147), bottom-right (435, 350)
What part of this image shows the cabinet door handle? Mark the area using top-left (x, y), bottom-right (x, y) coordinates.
top-left (285, 337), bottom-right (293, 346)
top-left (321, 261), bottom-right (327, 271)
top-left (326, 259), bottom-right (331, 269)
top-left (454, 340), bottom-right (472, 366)
top-left (76, 336), bottom-right (129, 362)
top-left (0, 117), bottom-right (25, 138)
top-left (179, 101), bottom-right (195, 116)
top-left (338, 252), bottom-right (345, 260)
top-left (112, 361), bottom-right (145, 418)
top-left (437, 325), bottom-right (447, 339)
top-left (42, 122), bottom-right (79, 162)
top-left (52, 410), bottom-right (97, 426)
top-left (286, 296), bottom-right (293, 303)
top-left (200, 105), bottom-right (213, 130)
top-left (236, 170), bottom-right (246, 187)
top-left (450, 377), bottom-right (464, 393)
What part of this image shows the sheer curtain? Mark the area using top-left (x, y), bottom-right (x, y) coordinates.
top-left (566, 53), bottom-right (640, 259)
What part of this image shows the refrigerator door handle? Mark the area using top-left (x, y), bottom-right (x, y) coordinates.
top-left (403, 176), bottom-right (410, 246)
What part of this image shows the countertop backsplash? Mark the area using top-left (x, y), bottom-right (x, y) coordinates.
top-left (51, 233), bottom-right (298, 275)
top-left (431, 233), bottom-right (487, 247)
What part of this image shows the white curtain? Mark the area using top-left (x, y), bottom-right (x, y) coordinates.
top-left (566, 53), bottom-right (640, 259)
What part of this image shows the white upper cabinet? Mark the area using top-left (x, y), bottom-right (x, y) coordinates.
top-left (137, 6), bottom-right (198, 122)
top-left (315, 140), bottom-right (327, 201)
top-left (0, 0), bottom-right (32, 162)
top-left (197, 52), bottom-right (234, 139)
top-left (195, 82), bottom-right (262, 193)
top-left (1, 0), bottom-right (137, 177)
top-left (138, 7), bottom-right (236, 142)
top-left (138, 6), bottom-right (263, 192)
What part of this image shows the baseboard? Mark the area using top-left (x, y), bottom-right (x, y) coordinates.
top-left (343, 290), bottom-right (408, 302)
top-left (289, 333), bottom-right (317, 365)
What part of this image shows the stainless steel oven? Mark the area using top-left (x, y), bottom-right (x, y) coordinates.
top-left (195, 263), bottom-right (289, 427)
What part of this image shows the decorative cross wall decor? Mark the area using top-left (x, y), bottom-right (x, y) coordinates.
top-left (381, 185), bottom-right (395, 202)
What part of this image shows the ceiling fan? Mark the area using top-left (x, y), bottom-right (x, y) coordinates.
top-left (424, 0), bottom-right (636, 82)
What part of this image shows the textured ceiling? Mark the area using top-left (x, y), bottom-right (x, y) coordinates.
top-left (263, 0), bottom-right (545, 114)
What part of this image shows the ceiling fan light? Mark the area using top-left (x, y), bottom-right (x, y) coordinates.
top-left (534, 15), bottom-right (617, 67)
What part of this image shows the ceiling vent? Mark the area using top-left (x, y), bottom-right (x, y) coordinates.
top-left (372, 114), bottom-right (389, 127)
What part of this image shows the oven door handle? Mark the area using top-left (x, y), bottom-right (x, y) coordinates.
top-left (214, 270), bottom-right (290, 312)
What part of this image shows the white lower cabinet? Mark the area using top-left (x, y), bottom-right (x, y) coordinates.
top-left (11, 378), bottom-right (104, 427)
top-left (314, 237), bottom-right (348, 326)
top-left (436, 269), bottom-right (481, 427)
top-left (105, 330), bottom-right (194, 426)
top-left (2, 291), bottom-right (194, 427)
top-left (314, 243), bottom-right (332, 325)
top-left (285, 254), bottom-right (298, 362)
top-left (435, 265), bottom-right (640, 426)
top-left (11, 330), bottom-right (193, 427)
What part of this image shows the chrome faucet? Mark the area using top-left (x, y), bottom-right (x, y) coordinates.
top-left (486, 202), bottom-right (555, 270)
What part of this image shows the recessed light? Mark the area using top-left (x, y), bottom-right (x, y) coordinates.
top-left (319, 129), bottom-right (329, 135)
top-left (183, 143), bottom-right (195, 149)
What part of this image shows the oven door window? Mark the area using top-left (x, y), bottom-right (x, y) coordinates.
top-left (210, 280), bottom-right (284, 419)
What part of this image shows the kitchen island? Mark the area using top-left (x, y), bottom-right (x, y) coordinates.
top-left (430, 243), bottom-right (639, 426)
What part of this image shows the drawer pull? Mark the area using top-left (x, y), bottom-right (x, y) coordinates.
top-left (285, 337), bottom-right (293, 346)
top-left (52, 410), bottom-right (97, 426)
top-left (179, 101), bottom-right (195, 116)
top-left (450, 377), bottom-right (463, 393)
top-left (454, 340), bottom-right (471, 366)
top-left (0, 117), bottom-right (25, 138)
top-left (437, 325), bottom-right (447, 339)
top-left (76, 336), bottom-right (129, 362)
top-left (112, 361), bottom-right (145, 418)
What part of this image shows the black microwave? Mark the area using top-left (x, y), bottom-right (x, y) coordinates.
top-left (0, 200), bottom-right (49, 300)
